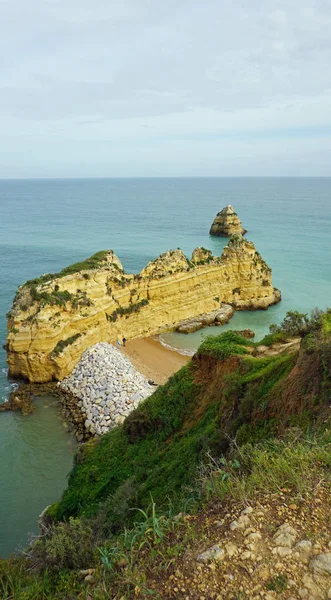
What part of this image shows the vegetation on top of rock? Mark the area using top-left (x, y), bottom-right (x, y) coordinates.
top-left (196, 331), bottom-right (252, 359)
top-left (23, 250), bottom-right (120, 288)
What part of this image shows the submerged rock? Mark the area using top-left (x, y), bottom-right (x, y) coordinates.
top-left (210, 204), bottom-right (247, 237)
top-left (0, 390), bottom-right (35, 415)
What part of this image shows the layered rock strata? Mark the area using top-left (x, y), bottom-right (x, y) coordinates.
top-left (6, 236), bottom-right (280, 382)
top-left (210, 205), bottom-right (247, 237)
top-left (59, 343), bottom-right (154, 435)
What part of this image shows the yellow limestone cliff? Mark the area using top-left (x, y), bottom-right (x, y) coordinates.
top-left (6, 236), bottom-right (281, 382)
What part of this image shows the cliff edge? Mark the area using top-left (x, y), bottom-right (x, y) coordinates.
top-left (6, 236), bottom-right (280, 382)
top-left (209, 204), bottom-right (247, 236)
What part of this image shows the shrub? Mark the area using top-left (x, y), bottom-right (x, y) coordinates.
top-left (51, 333), bottom-right (81, 357)
top-left (197, 331), bottom-right (251, 359)
top-left (269, 308), bottom-right (326, 339)
top-left (31, 517), bottom-right (95, 571)
top-left (106, 299), bottom-right (149, 321)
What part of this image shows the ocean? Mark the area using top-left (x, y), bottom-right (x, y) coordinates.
top-left (0, 177), bottom-right (330, 556)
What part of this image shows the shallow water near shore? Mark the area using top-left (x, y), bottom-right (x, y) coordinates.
top-left (0, 176), bottom-right (330, 556)
top-left (0, 395), bottom-right (76, 557)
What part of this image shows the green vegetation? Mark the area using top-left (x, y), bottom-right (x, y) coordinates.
top-left (51, 317), bottom-right (329, 525)
top-left (202, 431), bottom-right (331, 502)
top-left (1, 309), bottom-right (331, 599)
top-left (268, 308), bottom-right (327, 338)
top-left (30, 286), bottom-right (74, 307)
top-left (196, 331), bottom-right (251, 359)
top-left (24, 286), bottom-right (93, 310)
top-left (106, 298), bottom-right (149, 322)
top-left (23, 251), bottom-right (116, 288)
top-left (266, 573), bottom-right (288, 593)
top-left (51, 333), bottom-right (82, 357)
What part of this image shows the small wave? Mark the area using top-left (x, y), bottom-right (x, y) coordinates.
top-left (1, 370), bottom-right (19, 403)
top-left (157, 338), bottom-right (195, 357)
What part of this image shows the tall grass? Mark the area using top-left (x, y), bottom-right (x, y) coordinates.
top-left (200, 430), bottom-right (331, 502)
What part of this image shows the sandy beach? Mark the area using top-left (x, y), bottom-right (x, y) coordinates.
top-left (121, 337), bottom-right (190, 385)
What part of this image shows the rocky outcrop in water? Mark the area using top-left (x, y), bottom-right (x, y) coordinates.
top-left (209, 205), bottom-right (247, 237)
top-left (176, 305), bottom-right (234, 333)
top-left (59, 343), bottom-right (154, 435)
top-left (6, 236), bottom-right (280, 382)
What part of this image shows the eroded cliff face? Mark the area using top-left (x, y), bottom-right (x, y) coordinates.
top-left (209, 204), bottom-right (247, 237)
top-left (6, 237), bottom-right (280, 382)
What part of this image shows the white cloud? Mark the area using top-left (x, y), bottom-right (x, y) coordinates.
top-left (0, 0), bottom-right (330, 175)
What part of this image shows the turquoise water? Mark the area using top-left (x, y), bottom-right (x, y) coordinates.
top-left (0, 177), bottom-right (330, 556)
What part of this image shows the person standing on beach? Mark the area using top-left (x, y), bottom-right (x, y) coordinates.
top-left (116, 339), bottom-right (121, 348)
top-left (122, 336), bottom-right (126, 347)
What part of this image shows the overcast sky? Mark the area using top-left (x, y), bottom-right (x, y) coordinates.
top-left (1, 0), bottom-right (331, 177)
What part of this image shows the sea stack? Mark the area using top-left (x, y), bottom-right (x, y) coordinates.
top-left (210, 205), bottom-right (247, 237)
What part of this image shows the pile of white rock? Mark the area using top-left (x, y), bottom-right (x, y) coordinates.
top-left (59, 342), bottom-right (154, 435)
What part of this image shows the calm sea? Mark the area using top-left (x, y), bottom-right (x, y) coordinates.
top-left (0, 177), bottom-right (330, 556)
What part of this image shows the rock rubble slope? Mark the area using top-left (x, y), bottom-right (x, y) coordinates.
top-left (59, 343), bottom-right (154, 435)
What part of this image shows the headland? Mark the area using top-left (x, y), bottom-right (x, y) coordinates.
top-left (6, 235), bottom-right (280, 383)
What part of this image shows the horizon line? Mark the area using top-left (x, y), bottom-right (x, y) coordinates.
top-left (1, 175), bottom-right (331, 182)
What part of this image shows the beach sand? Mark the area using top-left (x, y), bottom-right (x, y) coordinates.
top-left (121, 337), bottom-right (190, 385)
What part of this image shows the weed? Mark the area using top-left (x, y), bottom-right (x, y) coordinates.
top-left (266, 573), bottom-right (288, 593)
top-left (51, 333), bottom-right (81, 357)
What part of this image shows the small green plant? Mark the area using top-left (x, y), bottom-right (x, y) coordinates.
top-left (106, 299), bottom-right (149, 322)
top-left (51, 333), bottom-right (81, 357)
top-left (266, 573), bottom-right (288, 593)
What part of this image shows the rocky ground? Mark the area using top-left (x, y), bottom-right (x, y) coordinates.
top-left (144, 484), bottom-right (331, 599)
top-left (59, 342), bottom-right (155, 435)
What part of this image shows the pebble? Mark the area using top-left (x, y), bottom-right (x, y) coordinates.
top-left (59, 343), bottom-right (154, 435)
top-left (197, 545), bottom-right (225, 563)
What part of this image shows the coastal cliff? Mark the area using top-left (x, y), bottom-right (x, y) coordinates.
top-left (6, 236), bottom-right (280, 382)
top-left (209, 204), bottom-right (247, 236)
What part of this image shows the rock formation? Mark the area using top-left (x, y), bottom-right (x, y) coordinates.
top-left (210, 204), bottom-right (247, 237)
top-left (6, 236), bottom-right (280, 382)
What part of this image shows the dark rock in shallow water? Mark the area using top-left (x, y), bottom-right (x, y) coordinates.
top-left (1, 380), bottom-right (91, 441)
top-left (0, 391), bottom-right (35, 415)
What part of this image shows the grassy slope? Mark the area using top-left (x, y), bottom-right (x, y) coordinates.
top-left (1, 322), bottom-right (331, 599)
top-left (51, 328), bottom-right (329, 528)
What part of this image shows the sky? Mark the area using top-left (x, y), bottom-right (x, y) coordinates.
top-left (1, 0), bottom-right (331, 177)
